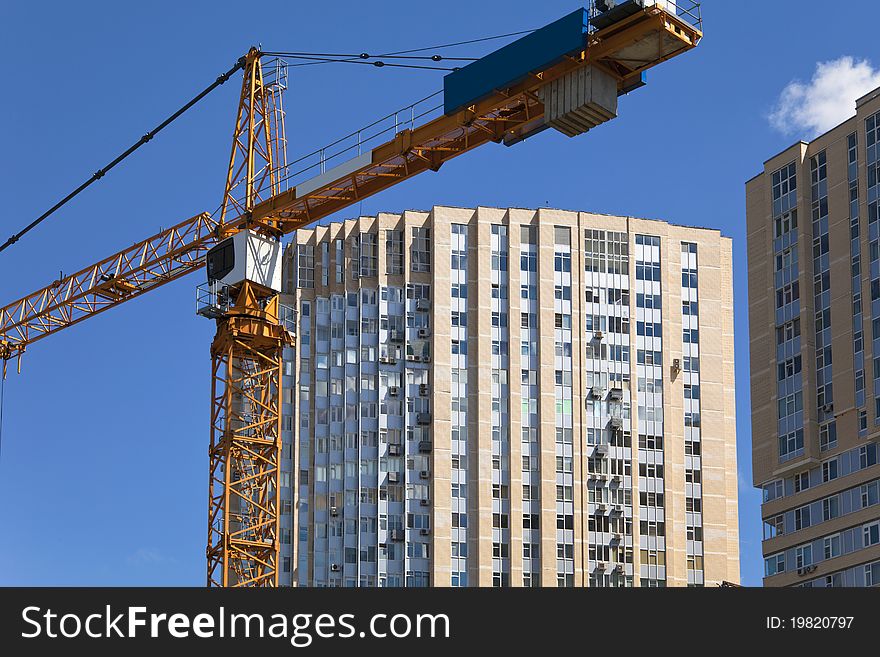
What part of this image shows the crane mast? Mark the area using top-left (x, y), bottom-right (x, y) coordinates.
top-left (0, 2), bottom-right (703, 586)
top-left (205, 50), bottom-right (292, 586)
top-left (206, 279), bottom-right (291, 587)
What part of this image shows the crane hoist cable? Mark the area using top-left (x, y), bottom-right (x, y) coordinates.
top-left (0, 375), bottom-right (5, 466)
top-left (0, 56), bottom-right (248, 255)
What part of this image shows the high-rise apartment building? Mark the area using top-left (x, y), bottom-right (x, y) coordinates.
top-left (747, 87), bottom-right (880, 587)
top-left (281, 205), bottom-right (738, 587)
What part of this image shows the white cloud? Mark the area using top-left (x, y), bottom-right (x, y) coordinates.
top-left (127, 547), bottom-right (174, 566)
top-left (769, 57), bottom-right (880, 137)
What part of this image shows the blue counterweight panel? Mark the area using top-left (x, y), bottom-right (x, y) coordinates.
top-left (442, 8), bottom-right (590, 116)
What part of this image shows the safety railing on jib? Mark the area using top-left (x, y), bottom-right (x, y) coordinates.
top-left (589, 1), bottom-right (702, 34)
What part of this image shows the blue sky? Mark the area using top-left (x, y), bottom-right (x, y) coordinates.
top-left (0, 0), bottom-right (875, 587)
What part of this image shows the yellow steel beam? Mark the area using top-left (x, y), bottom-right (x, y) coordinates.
top-left (0, 212), bottom-right (218, 361)
top-left (0, 4), bottom-right (700, 363)
top-left (207, 281), bottom-right (292, 587)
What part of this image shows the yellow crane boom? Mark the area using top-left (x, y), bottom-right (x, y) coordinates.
top-left (0, 2), bottom-right (702, 586)
top-left (0, 3), bottom-right (700, 365)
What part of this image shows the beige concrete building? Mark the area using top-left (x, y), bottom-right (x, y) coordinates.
top-left (280, 205), bottom-right (738, 587)
top-left (747, 87), bottom-right (880, 587)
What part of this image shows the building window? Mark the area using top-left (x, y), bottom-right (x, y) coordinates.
top-left (385, 229), bottom-right (403, 275)
top-left (359, 232), bottom-right (377, 277)
top-left (795, 545), bottom-right (812, 569)
top-left (763, 515), bottom-right (784, 540)
top-left (779, 428), bottom-right (804, 462)
top-left (822, 459), bottom-right (839, 483)
top-left (794, 506), bottom-right (811, 531)
top-left (775, 281), bottom-right (800, 309)
top-left (823, 534), bottom-right (842, 560)
top-left (763, 480), bottom-right (784, 503)
top-left (819, 423), bottom-right (837, 452)
top-left (334, 239), bottom-right (344, 284)
top-left (411, 227), bottom-right (431, 273)
top-left (771, 161), bottom-right (797, 218)
top-left (297, 243), bottom-right (315, 289)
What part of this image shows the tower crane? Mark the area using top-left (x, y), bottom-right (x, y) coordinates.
top-left (0, 2), bottom-right (702, 587)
